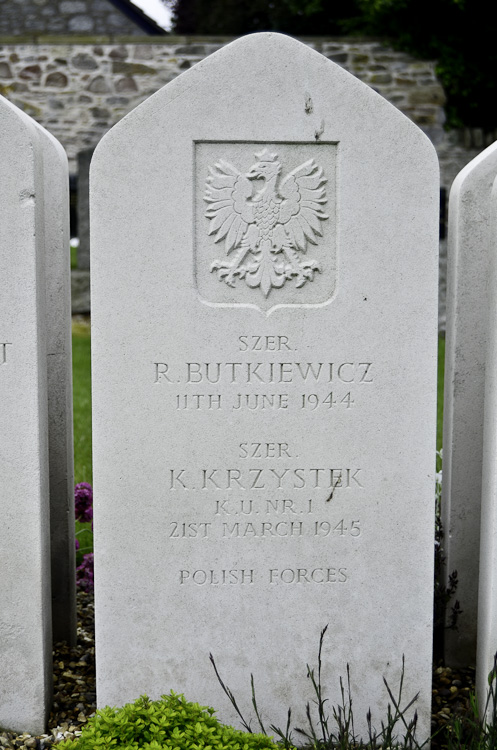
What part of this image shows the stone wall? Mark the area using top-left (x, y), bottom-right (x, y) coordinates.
top-left (1, 34), bottom-right (494, 326)
top-left (0, 34), bottom-right (484, 188)
top-left (0, 0), bottom-right (148, 36)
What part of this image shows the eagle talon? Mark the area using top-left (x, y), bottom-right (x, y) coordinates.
top-left (211, 260), bottom-right (241, 286)
top-left (303, 260), bottom-right (321, 273)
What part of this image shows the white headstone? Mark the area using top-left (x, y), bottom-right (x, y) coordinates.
top-left (442, 141), bottom-right (497, 666)
top-left (0, 96), bottom-right (52, 734)
top-left (34, 122), bottom-right (76, 646)
top-left (91, 33), bottom-right (439, 740)
top-left (477, 175), bottom-right (497, 714)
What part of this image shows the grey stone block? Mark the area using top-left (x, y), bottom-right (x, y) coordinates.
top-left (71, 269), bottom-right (90, 313)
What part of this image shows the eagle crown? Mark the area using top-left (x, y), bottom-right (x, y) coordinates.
top-left (246, 150), bottom-right (281, 183)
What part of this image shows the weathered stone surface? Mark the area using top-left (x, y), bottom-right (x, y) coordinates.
top-left (0, 62), bottom-right (12, 77)
top-left (443, 141), bottom-right (497, 666)
top-left (71, 269), bottom-right (90, 312)
top-left (111, 60), bottom-right (157, 75)
top-left (109, 45), bottom-right (128, 59)
top-left (68, 15), bottom-right (94, 32)
top-left (46, 70), bottom-right (68, 86)
top-left (20, 64), bottom-right (42, 79)
top-left (71, 52), bottom-right (98, 70)
top-left (114, 75), bottom-right (137, 92)
top-left (477, 174), bottom-right (497, 714)
top-left (87, 73), bottom-right (109, 93)
top-left (91, 106), bottom-right (109, 118)
top-left (134, 44), bottom-right (154, 60)
top-left (408, 86), bottom-right (446, 106)
top-left (0, 0), bottom-right (156, 37)
top-left (76, 147), bottom-right (93, 270)
top-left (33, 117), bottom-right (76, 648)
top-left (370, 72), bottom-right (392, 84)
top-left (60, 0), bottom-right (86, 12)
top-left (0, 95), bottom-right (52, 735)
top-left (91, 33), bottom-right (438, 740)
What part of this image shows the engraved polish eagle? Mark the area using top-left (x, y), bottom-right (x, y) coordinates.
top-left (204, 149), bottom-right (328, 297)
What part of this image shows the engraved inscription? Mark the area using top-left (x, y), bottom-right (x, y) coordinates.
top-left (238, 335), bottom-right (292, 351)
top-left (168, 439), bottom-right (361, 585)
top-left (168, 518), bottom-right (362, 540)
top-left (269, 567), bottom-right (348, 584)
top-left (155, 361), bottom-right (374, 385)
top-left (238, 442), bottom-right (292, 458)
top-left (0, 343), bottom-right (12, 365)
top-left (153, 333), bottom-right (374, 411)
top-left (168, 467), bottom-right (364, 491)
top-left (173, 393), bottom-right (359, 411)
top-left (222, 521), bottom-right (305, 537)
top-left (178, 568), bottom-right (348, 585)
top-left (180, 569), bottom-right (255, 585)
top-left (205, 149), bottom-right (328, 297)
top-left (166, 442), bottom-right (365, 548)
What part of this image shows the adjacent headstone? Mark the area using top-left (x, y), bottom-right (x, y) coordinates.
top-left (76, 147), bottom-right (93, 272)
top-left (71, 148), bottom-right (93, 315)
top-left (477, 174), bottom-right (497, 714)
top-left (442, 141), bottom-right (497, 666)
top-left (34, 122), bottom-right (76, 646)
top-left (91, 33), bottom-right (439, 740)
top-left (0, 96), bottom-right (52, 733)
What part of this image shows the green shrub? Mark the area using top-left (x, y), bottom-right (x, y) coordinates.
top-left (58, 692), bottom-right (287, 750)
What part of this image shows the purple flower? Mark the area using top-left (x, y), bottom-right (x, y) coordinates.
top-left (75, 538), bottom-right (80, 551)
top-left (75, 482), bottom-right (93, 523)
top-left (76, 553), bottom-right (94, 593)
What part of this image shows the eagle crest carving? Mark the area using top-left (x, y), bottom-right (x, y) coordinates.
top-left (204, 149), bottom-right (328, 297)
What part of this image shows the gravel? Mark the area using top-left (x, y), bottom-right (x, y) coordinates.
top-left (0, 593), bottom-right (477, 749)
top-left (431, 661), bottom-right (477, 749)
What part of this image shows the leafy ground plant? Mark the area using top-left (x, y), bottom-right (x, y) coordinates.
top-left (57, 692), bottom-right (285, 750)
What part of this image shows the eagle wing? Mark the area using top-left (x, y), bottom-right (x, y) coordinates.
top-left (278, 159), bottom-right (328, 252)
top-left (204, 160), bottom-right (254, 254)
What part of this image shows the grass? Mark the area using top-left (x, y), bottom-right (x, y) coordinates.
top-left (70, 240), bottom-right (78, 270)
top-left (72, 316), bottom-right (92, 484)
top-left (72, 316), bottom-right (92, 560)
